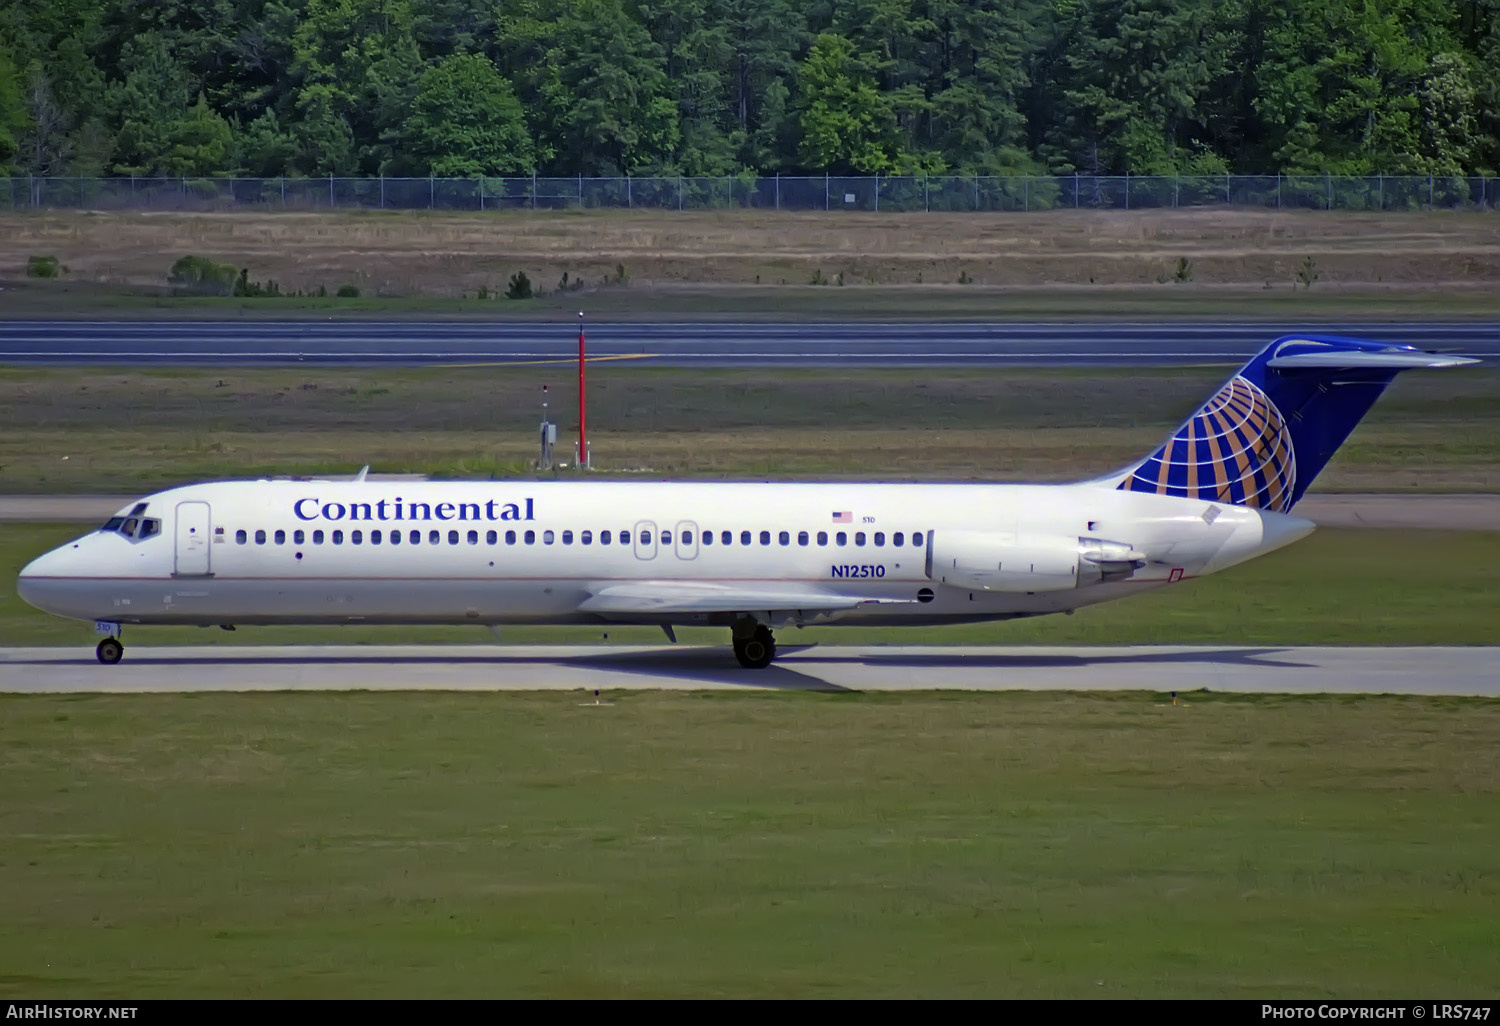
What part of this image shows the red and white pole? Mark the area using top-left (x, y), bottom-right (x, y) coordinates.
top-left (577, 311), bottom-right (589, 469)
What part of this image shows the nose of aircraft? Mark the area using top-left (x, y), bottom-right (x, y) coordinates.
top-left (16, 545), bottom-right (78, 616)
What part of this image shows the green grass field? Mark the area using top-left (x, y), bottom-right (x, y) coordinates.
top-left (1, 690), bottom-right (1497, 997)
top-left (4, 364), bottom-right (1498, 493)
top-left (5, 523), bottom-right (1498, 647)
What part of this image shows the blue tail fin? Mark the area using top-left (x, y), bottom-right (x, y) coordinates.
top-left (1115, 335), bottom-right (1478, 512)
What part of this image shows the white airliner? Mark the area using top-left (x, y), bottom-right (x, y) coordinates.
top-left (18, 335), bottom-right (1477, 668)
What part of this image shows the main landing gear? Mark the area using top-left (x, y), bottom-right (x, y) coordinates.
top-left (96, 636), bottom-right (124, 665)
top-left (732, 623), bottom-right (776, 669)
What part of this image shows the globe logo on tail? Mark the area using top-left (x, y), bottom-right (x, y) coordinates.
top-left (1119, 376), bottom-right (1297, 512)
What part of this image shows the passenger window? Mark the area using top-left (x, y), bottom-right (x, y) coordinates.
top-left (390, 530), bottom-right (401, 546)
top-left (562, 530), bottom-right (573, 544)
top-left (543, 530), bottom-right (555, 545)
top-left (275, 529), bottom-right (287, 544)
top-left (640, 529), bottom-right (651, 544)
top-left (332, 530), bottom-right (344, 544)
top-left (352, 530), bottom-right (363, 544)
top-left (912, 531), bottom-right (924, 546)
top-left (313, 530), bottom-right (324, 544)
top-left (506, 530), bottom-right (516, 545)
top-left (835, 531), bottom-right (847, 546)
top-left (467, 530), bottom-right (478, 545)
top-left (701, 531), bottom-right (711, 545)
top-left (759, 531), bottom-right (770, 546)
top-left (449, 530), bottom-right (460, 545)
top-left (661, 530), bottom-right (671, 545)
top-left (486, 530), bottom-right (497, 544)
top-left (429, 530), bottom-right (440, 545)
top-left (525, 530), bottom-right (535, 544)
top-left (893, 532), bottom-right (904, 547)
top-left (741, 531), bottom-right (751, 545)
top-left (581, 530), bottom-right (592, 545)
top-left (778, 531), bottom-right (789, 546)
top-left (721, 531), bottom-right (731, 545)
top-left (874, 532), bottom-right (885, 546)
top-left (600, 530), bottom-right (611, 545)
top-left (255, 529), bottom-right (266, 545)
top-left (405, 530), bottom-right (415, 544)
top-left (236, 529), bottom-right (247, 544)
top-left (370, 530), bottom-right (381, 544)
top-left (798, 531), bottom-right (808, 546)
top-left (817, 531), bottom-right (828, 546)
top-left (682, 530), bottom-right (692, 545)
top-left (621, 529), bottom-right (630, 545)
top-left (293, 529), bottom-right (304, 544)
top-left (855, 532), bottom-right (865, 546)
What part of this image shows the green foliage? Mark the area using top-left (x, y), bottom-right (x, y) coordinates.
top-left (24, 254), bottom-right (62, 278)
top-left (401, 52), bottom-right (534, 176)
top-left (232, 268), bottom-right (282, 298)
top-left (0, 0), bottom-right (1497, 180)
top-left (336, 283), bottom-right (360, 298)
top-left (1296, 255), bottom-right (1318, 289)
top-left (167, 254), bottom-right (236, 296)
top-left (505, 271), bottom-right (533, 300)
top-left (1174, 256), bottom-right (1193, 283)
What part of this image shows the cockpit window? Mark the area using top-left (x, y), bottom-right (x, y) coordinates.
top-left (122, 518), bottom-right (139, 536)
top-left (102, 517), bottom-right (126, 532)
top-left (139, 519), bottom-right (160, 539)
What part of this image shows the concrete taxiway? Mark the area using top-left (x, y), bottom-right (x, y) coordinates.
top-left (1, 645), bottom-right (1495, 695)
top-left (1, 320), bottom-right (1496, 367)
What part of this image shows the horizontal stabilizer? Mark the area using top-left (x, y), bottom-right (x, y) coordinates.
top-left (1268, 349), bottom-right (1480, 370)
top-left (580, 580), bottom-right (910, 616)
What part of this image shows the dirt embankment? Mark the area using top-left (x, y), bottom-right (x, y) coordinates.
top-left (3, 209), bottom-right (1498, 298)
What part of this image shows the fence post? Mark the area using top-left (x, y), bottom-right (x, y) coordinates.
top-left (825, 173), bottom-right (829, 211)
top-left (1377, 173), bottom-right (1383, 210)
top-left (1074, 172), bottom-right (1079, 209)
top-left (531, 171), bottom-right (536, 210)
top-left (579, 174), bottom-right (583, 207)
top-left (1225, 172), bottom-right (1230, 205)
top-left (328, 173), bottom-right (334, 208)
top-left (280, 176), bottom-right (286, 206)
top-left (678, 175), bottom-right (683, 211)
top-left (1325, 171), bottom-right (1331, 210)
top-left (973, 174), bottom-right (978, 210)
top-left (380, 174), bottom-right (385, 210)
top-left (1023, 176), bottom-right (1029, 212)
top-left (1173, 174), bottom-right (1178, 209)
top-left (775, 174), bottom-right (780, 211)
top-left (479, 176), bottom-right (484, 212)
top-left (627, 175), bottom-right (632, 208)
top-left (1276, 173), bottom-right (1281, 209)
top-left (1428, 175), bottom-right (1434, 208)
top-left (181, 175), bottom-right (187, 203)
top-left (924, 174), bottom-right (928, 212)
top-left (131, 175), bottom-right (136, 203)
top-left (1124, 171), bottom-right (1129, 211)
top-left (428, 176), bottom-right (434, 209)
top-left (874, 174), bottom-right (878, 212)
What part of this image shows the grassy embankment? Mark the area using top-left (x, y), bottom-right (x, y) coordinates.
top-left (0, 689), bottom-right (1497, 997)
top-left (4, 523), bottom-right (1498, 646)
top-left (3, 208), bottom-right (1500, 318)
top-left (3, 364), bottom-right (1498, 494)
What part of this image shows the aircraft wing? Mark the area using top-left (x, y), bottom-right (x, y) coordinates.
top-left (579, 580), bottom-right (912, 616)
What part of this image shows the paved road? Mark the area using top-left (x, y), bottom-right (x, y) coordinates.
top-left (0, 320), bottom-right (1494, 367)
top-left (1, 645), bottom-right (1495, 695)
top-left (5, 493), bottom-right (1496, 529)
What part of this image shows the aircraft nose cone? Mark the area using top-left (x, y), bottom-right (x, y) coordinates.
top-left (16, 549), bottom-right (67, 614)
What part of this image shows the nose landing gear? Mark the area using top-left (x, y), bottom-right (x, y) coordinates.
top-left (96, 637), bottom-right (124, 665)
top-left (732, 623), bottom-right (776, 669)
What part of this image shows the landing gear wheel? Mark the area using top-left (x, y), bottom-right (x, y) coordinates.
top-left (96, 637), bottom-right (124, 665)
top-left (733, 626), bottom-right (776, 669)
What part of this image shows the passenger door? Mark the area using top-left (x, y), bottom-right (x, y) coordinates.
top-left (633, 520), bottom-right (657, 560)
top-left (174, 501), bottom-right (212, 577)
top-left (674, 520), bottom-right (699, 560)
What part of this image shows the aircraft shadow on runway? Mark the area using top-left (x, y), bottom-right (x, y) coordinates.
top-left (18, 644), bottom-right (1313, 692)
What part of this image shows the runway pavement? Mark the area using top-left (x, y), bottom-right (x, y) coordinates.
top-left (4, 493), bottom-right (1496, 529)
top-left (0, 644), bottom-right (1495, 695)
top-left (0, 320), bottom-right (1495, 367)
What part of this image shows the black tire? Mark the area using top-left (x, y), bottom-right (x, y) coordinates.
top-left (96, 638), bottom-right (124, 665)
top-left (733, 627), bottom-right (776, 669)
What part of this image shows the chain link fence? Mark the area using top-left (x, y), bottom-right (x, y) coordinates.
top-left (2, 173), bottom-right (1496, 212)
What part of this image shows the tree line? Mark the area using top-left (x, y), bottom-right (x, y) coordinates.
top-left (1, 1), bottom-right (1497, 182)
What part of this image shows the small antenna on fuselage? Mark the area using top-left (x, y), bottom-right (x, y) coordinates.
top-left (354, 464), bottom-right (369, 482)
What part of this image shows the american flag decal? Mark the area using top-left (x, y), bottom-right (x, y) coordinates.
top-left (832, 511), bottom-right (852, 523)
